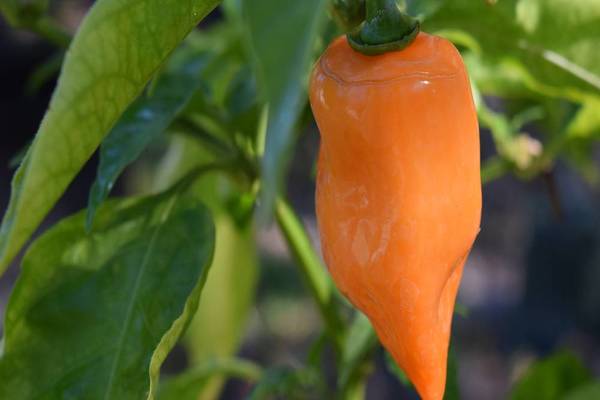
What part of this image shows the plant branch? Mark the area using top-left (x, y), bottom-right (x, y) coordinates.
top-left (338, 312), bottom-right (377, 399)
top-left (275, 197), bottom-right (345, 353)
top-left (158, 357), bottom-right (263, 395)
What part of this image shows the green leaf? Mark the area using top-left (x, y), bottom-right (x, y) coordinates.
top-left (564, 382), bottom-right (600, 400)
top-left (241, 0), bottom-right (328, 217)
top-left (158, 358), bottom-right (263, 400)
top-left (0, 187), bottom-right (216, 400)
top-left (463, 52), bottom-right (537, 99)
top-left (172, 23), bottom-right (261, 155)
top-left (510, 352), bottom-right (592, 400)
top-left (86, 41), bottom-right (217, 230)
top-left (148, 131), bottom-right (259, 400)
top-left (0, 0), bottom-right (220, 276)
top-left (426, 0), bottom-right (600, 102)
top-left (566, 98), bottom-right (600, 139)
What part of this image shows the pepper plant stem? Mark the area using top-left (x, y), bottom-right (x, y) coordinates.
top-left (160, 357), bottom-right (263, 393)
top-left (275, 197), bottom-right (345, 353)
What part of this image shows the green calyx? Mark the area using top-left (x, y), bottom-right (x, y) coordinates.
top-left (346, 0), bottom-right (420, 56)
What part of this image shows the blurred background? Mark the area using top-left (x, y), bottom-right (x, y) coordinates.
top-left (1, 1), bottom-right (600, 399)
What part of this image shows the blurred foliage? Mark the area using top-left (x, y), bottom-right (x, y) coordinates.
top-left (565, 383), bottom-right (600, 400)
top-left (426, 0), bottom-right (600, 182)
top-left (510, 352), bottom-right (593, 400)
top-left (0, 0), bottom-right (599, 399)
top-left (1, 0), bottom-right (49, 27)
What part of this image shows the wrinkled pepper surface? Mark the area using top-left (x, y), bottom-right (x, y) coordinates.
top-left (310, 32), bottom-right (481, 400)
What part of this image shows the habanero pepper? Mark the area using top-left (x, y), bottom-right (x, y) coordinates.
top-left (309, 15), bottom-right (481, 400)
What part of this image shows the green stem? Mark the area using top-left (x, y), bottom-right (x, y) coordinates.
top-left (342, 374), bottom-right (369, 400)
top-left (159, 357), bottom-right (263, 395)
top-left (195, 357), bottom-right (263, 381)
top-left (348, 0), bottom-right (419, 55)
top-left (172, 117), bottom-right (259, 183)
top-left (338, 312), bottom-right (377, 399)
top-left (173, 118), bottom-right (235, 158)
top-left (275, 198), bottom-right (345, 353)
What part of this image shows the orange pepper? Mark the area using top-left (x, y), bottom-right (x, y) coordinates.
top-left (310, 32), bottom-right (481, 400)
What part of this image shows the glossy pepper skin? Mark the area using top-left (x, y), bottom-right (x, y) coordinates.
top-left (309, 33), bottom-right (481, 400)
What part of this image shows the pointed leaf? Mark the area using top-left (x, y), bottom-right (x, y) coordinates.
top-left (86, 42), bottom-right (217, 230)
top-left (0, 0), bottom-right (220, 275)
top-left (0, 189), bottom-right (216, 400)
top-left (241, 0), bottom-right (328, 216)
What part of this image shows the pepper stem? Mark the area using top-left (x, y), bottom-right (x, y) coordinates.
top-left (347, 0), bottom-right (419, 56)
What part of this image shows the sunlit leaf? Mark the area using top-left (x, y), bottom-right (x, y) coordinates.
top-left (566, 98), bottom-right (600, 139)
top-left (426, 0), bottom-right (600, 101)
top-left (0, 0), bottom-right (220, 275)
